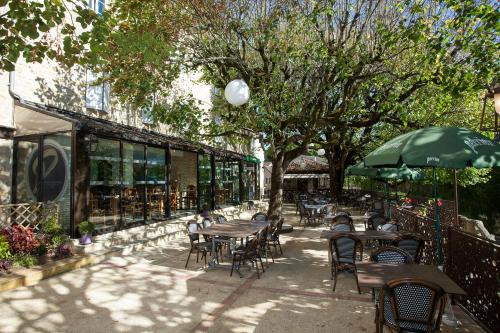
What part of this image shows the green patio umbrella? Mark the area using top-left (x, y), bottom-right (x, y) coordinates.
top-left (347, 162), bottom-right (425, 217)
top-left (364, 126), bottom-right (500, 263)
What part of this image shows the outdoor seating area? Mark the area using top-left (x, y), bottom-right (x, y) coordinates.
top-left (0, 203), bottom-right (490, 333)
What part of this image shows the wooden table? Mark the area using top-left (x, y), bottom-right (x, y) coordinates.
top-left (194, 219), bottom-right (269, 275)
top-left (320, 230), bottom-right (401, 242)
top-left (356, 262), bottom-right (466, 295)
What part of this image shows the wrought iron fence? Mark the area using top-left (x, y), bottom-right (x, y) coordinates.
top-left (446, 228), bottom-right (499, 333)
top-left (0, 202), bottom-right (59, 232)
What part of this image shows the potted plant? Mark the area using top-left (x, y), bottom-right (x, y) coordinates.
top-left (37, 244), bottom-right (48, 265)
top-left (78, 221), bottom-right (95, 245)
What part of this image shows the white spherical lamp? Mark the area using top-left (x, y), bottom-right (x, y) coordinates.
top-left (224, 79), bottom-right (250, 106)
top-left (317, 148), bottom-right (325, 156)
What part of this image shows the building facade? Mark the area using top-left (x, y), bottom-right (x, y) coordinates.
top-left (0, 4), bottom-right (264, 237)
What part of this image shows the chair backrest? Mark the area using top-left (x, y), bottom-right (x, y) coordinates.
top-left (336, 210), bottom-right (351, 216)
top-left (214, 214), bottom-right (227, 224)
top-left (367, 214), bottom-right (386, 230)
top-left (247, 201), bottom-right (255, 210)
top-left (329, 234), bottom-right (362, 263)
top-left (380, 278), bottom-right (446, 333)
top-left (202, 217), bottom-right (213, 228)
top-left (271, 218), bottom-right (284, 239)
top-left (371, 246), bottom-right (413, 264)
top-left (379, 223), bottom-right (399, 232)
top-left (258, 226), bottom-right (269, 249)
top-left (373, 200), bottom-right (384, 210)
top-left (393, 234), bottom-right (425, 264)
top-left (186, 220), bottom-right (199, 244)
top-left (252, 212), bottom-right (268, 221)
top-left (332, 222), bottom-right (353, 232)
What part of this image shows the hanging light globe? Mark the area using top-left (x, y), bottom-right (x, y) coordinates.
top-left (224, 79), bottom-right (250, 106)
top-left (317, 148), bottom-right (325, 156)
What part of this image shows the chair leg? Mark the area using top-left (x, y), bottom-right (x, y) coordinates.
top-left (277, 239), bottom-right (283, 254)
top-left (185, 250), bottom-right (192, 269)
top-left (333, 265), bottom-right (338, 291)
top-left (258, 254), bottom-right (265, 273)
top-left (196, 250), bottom-right (200, 263)
top-left (204, 251), bottom-right (207, 266)
top-left (254, 257), bottom-right (260, 279)
top-left (354, 268), bottom-right (361, 294)
top-left (230, 255), bottom-right (235, 277)
top-left (268, 245), bottom-right (274, 262)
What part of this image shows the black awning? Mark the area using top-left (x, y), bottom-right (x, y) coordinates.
top-left (14, 99), bottom-right (245, 159)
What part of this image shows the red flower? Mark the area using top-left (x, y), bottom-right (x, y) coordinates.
top-left (437, 198), bottom-right (443, 207)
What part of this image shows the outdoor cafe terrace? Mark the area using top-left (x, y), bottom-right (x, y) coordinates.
top-left (0, 199), bottom-right (497, 333)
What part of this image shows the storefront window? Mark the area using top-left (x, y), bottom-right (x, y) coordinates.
top-left (227, 160), bottom-right (240, 204)
top-left (243, 162), bottom-right (257, 201)
top-left (146, 146), bottom-right (166, 221)
top-left (170, 149), bottom-right (197, 215)
top-left (89, 138), bottom-right (121, 230)
top-left (15, 133), bottom-right (72, 233)
top-left (122, 143), bottom-right (145, 224)
top-left (215, 157), bottom-right (240, 206)
top-left (198, 154), bottom-right (212, 210)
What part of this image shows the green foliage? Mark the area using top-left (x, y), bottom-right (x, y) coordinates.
top-left (37, 244), bottom-right (48, 257)
top-left (51, 234), bottom-right (70, 248)
top-left (78, 221), bottom-right (95, 235)
top-left (42, 213), bottom-right (64, 237)
top-left (0, 235), bottom-right (12, 260)
top-left (13, 254), bottom-right (37, 268)
top-left (0, 0), bottom-right (101, 70)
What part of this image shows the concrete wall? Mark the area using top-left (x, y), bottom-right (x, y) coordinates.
top-left (0, 139), bottom-right (12, 204)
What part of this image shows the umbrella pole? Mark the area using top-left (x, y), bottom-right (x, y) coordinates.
top-left (453, 169), bottom-right (459, 225)
top-left (433, 167), bottom-right (443, 264)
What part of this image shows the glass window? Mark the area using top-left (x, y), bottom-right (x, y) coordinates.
top-left (88, 0), bottom-right (105, 15)
top-left (215, 158), bottom-right (240, 206)
top-left (15, 134), bottom-right (72, 233)
top-left (198, 154), bottom-right (212, 210)
top-left (15, 139), bottom-right (40, 203)
top-left (170, 149), bottom-right (197, 215)
top-left (122, 143), bottom-right (145, 225)
top-left (85, 70), bottom-right (110, 112)
top-left (89, 138), bottom-right (121, 230)
top-left (146, 146), bottom-right (166, 221)
top-left (243, 162), bottom-right (257, 201)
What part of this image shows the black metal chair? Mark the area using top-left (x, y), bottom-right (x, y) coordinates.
top-left (258, 225), bottom-right (274, 265)
top-left (393, 234), bottom-right (425, 264)
top-left (329, 233), bottom-right (363, 293)
top-left (184, 220), bottom-right (213, 268)
top-left (367, 214), bottom-right (387, 231)
top-left (332, 222), bottom-right (354, 232)
top-left (231, 235), bottom-right (265, 279)
top-left (378, 223), bottom-right (399, 232)
top-left (251, 212), bottom-right (268, 221)
top-left (371, 246), bottom-right (414, 264)
top-left (376, 278), bottom-right (447, 333)
top-left (267, 218), bottom-right (284, 255)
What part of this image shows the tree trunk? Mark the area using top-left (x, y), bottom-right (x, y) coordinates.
top-left (326, 147), bottom-right (349, 201)
top-left (267, 151), bottom-right (285, 218)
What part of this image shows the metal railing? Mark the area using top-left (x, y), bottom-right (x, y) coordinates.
top-left (0, 202), bottom-right (59, 232)
top-left (446, 228), bottom-right (499, 333)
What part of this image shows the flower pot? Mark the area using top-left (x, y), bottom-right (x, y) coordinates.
top-left (79, 234), bottom-right (93, 245)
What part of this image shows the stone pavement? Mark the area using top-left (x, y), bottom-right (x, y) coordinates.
top-left (0, 205), bottom-right (484, 333)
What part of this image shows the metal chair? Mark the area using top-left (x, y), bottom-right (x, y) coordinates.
top-left (393, 234), bottom-right (425, 264)
top-left (367, 214), bottom-right (387, 231)
top-left (328, 233), bottom-right (363, 293)
top-left (332, 222), bottom-right (354, 232)
top-left (371, 246), bottom-right (414, 264)
top-left (231, 236), bottom-right (265, 279)
top-left (251, 212), bottom-right (268, 221)
top-left (376, 278), bottom-right (447, 333)
top-left (378, 223), bottom-right (399, 232)
top-left (267, 218), bottom-right (284, 255)
top-left (184, 220), bottom-right (213, 268)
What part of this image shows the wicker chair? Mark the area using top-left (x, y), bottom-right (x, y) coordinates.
top-left (231, 236), bottom-right (265, 278)
top-left (376, 278), bottom-right (447, 333)
top-left (393, 234), bottom-right (425, 264)
top-left (184, 221), bottom-right (213, 268)
top-left (331, 214), bottom-right (354, 231)
top-left (367, 214), bottom-right (387, 231)
top-left (371, 246), bottom-right (414, 264)
top-left (252, 212), bottom-right (268, 221)
top-left (258, 226), bottom-right (274, 265)
top-left (378, 223), bottom-right (399, 232)
top-left (329, 233), bottom-right (363, 293)
top-left (267, 218), bottom-right (284, 255)
top-left (332, 222), bottom-right (354, 232)
top-left (214, 214), bottom-right (227, 224)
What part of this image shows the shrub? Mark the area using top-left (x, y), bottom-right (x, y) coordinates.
top-left (37, 243), bottom-right (48, 256)
top-left (42, 213), bottom-right (64, 237)
top-left (1, 224), bottom-right (38, 254)
top-left (0, 235), bottom-right (12, 259)
top-left (13, 254), bottom-right (37, 268)
top-left (51, 234), bottom-right (70, 247)
top-left (0, 259), bottom-right (12, 272)
top-left (55, 244), bottom-right (73, 258)
top-left (78, 221), bottom-right (95, 235)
